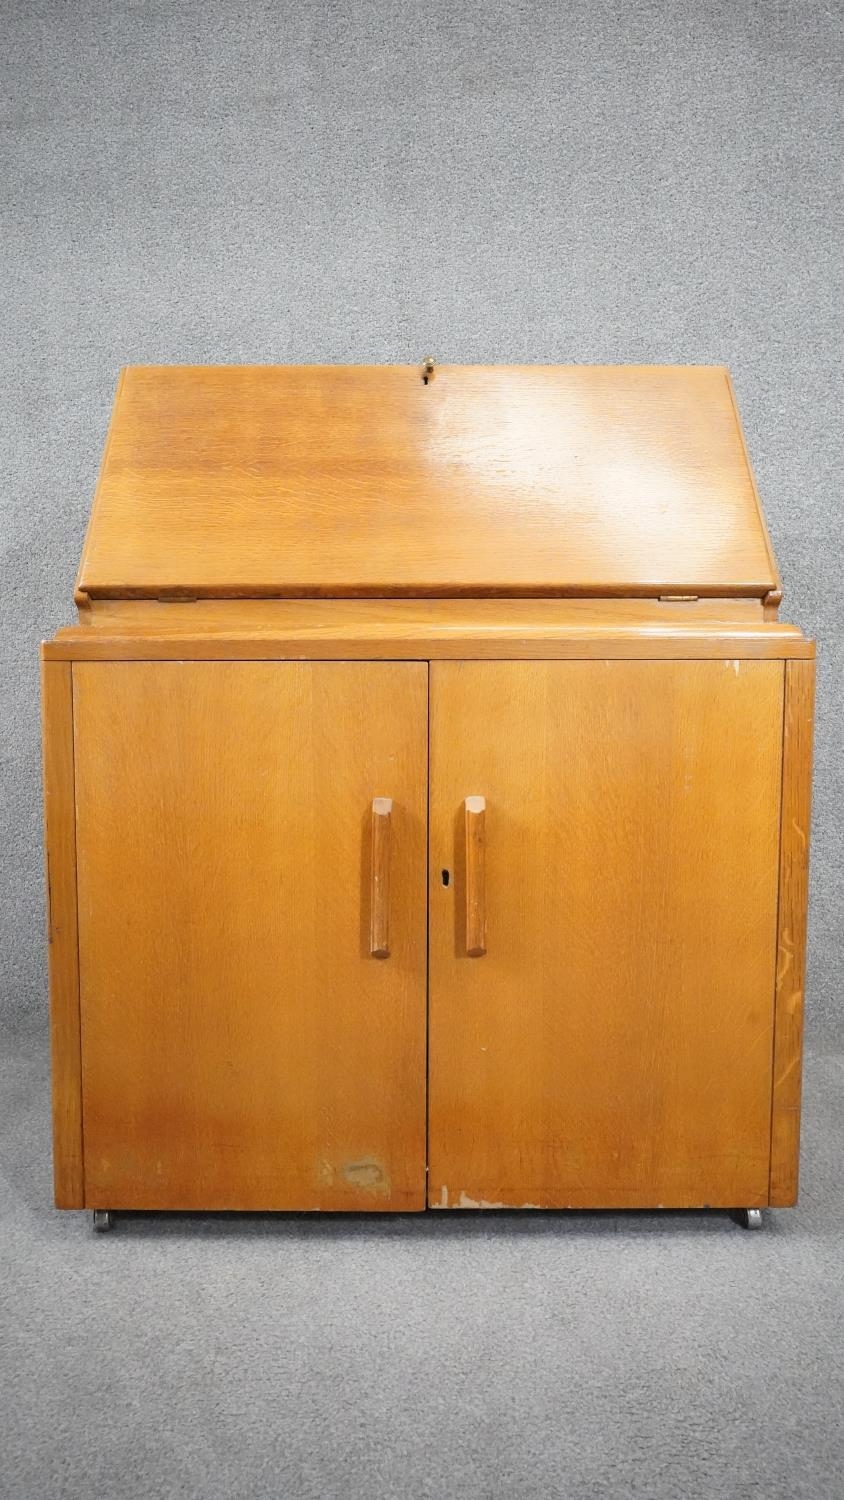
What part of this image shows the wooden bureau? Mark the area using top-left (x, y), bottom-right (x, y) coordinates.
top-left (42, 363), bottom-right (814, 1230)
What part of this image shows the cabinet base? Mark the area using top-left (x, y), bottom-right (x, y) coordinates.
top-left (85, 1207), bottom-right (769, 1233)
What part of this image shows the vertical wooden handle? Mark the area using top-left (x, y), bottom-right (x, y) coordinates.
top-left (465, 796), bottom-right (487, 957)
top-left (370, 798), bottom-right (393, 958)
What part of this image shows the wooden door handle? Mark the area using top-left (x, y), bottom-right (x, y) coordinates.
top-left (370, 798), bottom-right (393, 958)
top-left (465, 796), bottom-right (487, 957)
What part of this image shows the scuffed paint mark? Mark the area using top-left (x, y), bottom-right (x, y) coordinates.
top-left (776, 1055), bottom-right (799, 1087)
top-left (342, 1158), bottom-right (389, 1195)
top-left (436, 1188), bottom-right (540, 1210)
top-left (777, 930), bottom-right (794, 985)
top-left (731, 660), bottom-right (741, 676)
top-left (787, 988), bottom-right (804, 1016)
top-left (456, 1191), bottom-right (507, 1209)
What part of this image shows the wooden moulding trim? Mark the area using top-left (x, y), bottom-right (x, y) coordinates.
top-left (69, 597), bottom-right (773, 630)
top-left (52, 596), bottom-right (806, 636)
top-left (769, 659), bottom-right (816, 1206)
top-left (42, 633), bottom-right (815, 662)
top-left (76, 581), bottom-right (779, 603)
top-left (41, 656), bottom-right (85, 1207)
top-left (763, 587), bottom-right (783, 621)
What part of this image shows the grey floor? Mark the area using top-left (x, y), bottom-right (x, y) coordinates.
top-left (3, 1), bottom-right (843, 1496)
top-left (2, 1034), bottom-right (843, 1499)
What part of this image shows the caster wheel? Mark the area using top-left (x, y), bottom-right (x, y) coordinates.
top-left (743, 1208), bottom-right (764, 1231)
top-left (92, 1210), bottom-right (114, 1233)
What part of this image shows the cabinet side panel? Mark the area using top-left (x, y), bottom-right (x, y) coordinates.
top-left (41, 658), bottom-right (84, 1206)
top-left (770, 658), bottom-right (816, 1206)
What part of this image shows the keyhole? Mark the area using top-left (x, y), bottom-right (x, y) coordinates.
top-left (441, 869), bottom-right (450, 887)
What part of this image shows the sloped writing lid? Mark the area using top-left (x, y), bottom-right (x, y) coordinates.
top-left (76, 364), bottom-right (779, 601)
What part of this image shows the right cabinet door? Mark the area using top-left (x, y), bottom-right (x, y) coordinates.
top-left (428, 660), bottom-right (784, 1210)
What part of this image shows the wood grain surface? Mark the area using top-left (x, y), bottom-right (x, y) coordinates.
top-left (41, 660), bottom-right (84, 1207)
top-left (73, 661), bottom-right (428, 1211)
top-left (69, 598), bottom-right (775, 629)
top-left (75, 364), bottom-right (779, 601)
top-left (769, 659), bottom-right (815, 1205)
top-left (428, 660), bottom-right (785, 1209)
top-left (44, 599), bottom-right (813, 662)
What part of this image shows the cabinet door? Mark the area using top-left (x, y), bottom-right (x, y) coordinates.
top-left (429, 661), bottom-right (784, 1210)
top-left (74, 662), bottom-right (427, 1211)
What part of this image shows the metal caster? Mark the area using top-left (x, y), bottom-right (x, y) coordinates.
top-left (92, 1210), bottom-right (114, 1233)
top-left (743, 1208), bottom-right (764, 1231)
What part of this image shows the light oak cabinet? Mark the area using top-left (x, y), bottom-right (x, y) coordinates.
top-left (42, 363), bottom-right (814, 1228)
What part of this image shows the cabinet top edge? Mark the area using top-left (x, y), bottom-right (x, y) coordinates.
top-left (43, 598), bottom-right (814, 661)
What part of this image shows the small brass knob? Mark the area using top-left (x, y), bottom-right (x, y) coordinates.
top-left (422, 356), bottom-right (435, 383)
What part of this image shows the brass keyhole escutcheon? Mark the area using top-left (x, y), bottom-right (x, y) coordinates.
top-left (422, 357), bottom-right (435, 385)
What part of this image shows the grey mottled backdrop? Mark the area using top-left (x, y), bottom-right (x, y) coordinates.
top-left (2, 1), bottom-right (842, 1044)
top-left (2, 8), bottom-right (844, 1500)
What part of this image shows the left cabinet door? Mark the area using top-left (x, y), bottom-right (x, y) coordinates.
top-left (72, 661), bottom-right (428, 1211)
